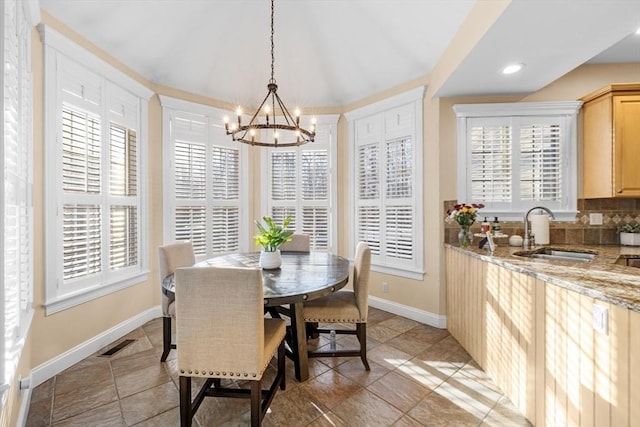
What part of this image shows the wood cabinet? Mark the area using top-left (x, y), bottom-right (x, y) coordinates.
top-left (581, 83), bottom-right (640, 198)
top-left (446, 247), bottom-right (640, 426)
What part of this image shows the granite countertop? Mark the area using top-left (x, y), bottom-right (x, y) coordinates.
top-left (445, 242), bottom-right (640, 312)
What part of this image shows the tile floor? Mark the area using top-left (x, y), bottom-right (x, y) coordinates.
top-left (26, 308), bottom-right (532, 426)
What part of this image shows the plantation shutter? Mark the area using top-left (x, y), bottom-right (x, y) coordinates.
top-left (172, 113), bottom-right (208, 256)
top-left (105, 83), bottom-right (140, 272)
top-left (385, 137), bottom-right (413, 260)
top-left (349, 89), bottom-right (424, 277)
top-left (519, 121), bottom-right (562, 202)
top-left (357, 142), bottom-right (381, 255)
top-left (455, 102), bottom-right (580, 220)
top-left (169, 110), bottom-right (243, 257)
top-left (3, 0), bottom-right (34, 390)
top-left (468, 119), bottom-right (512, 204)
top-left (265, 120), bottom-right (335, 251)
top-left (271, 151), bottom-right (297, 229)
top-left (211, 146), bottom-right (240, 253)
top-left (61, 107), bottom-right (103, 280)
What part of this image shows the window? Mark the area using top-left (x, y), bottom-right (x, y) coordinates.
top-left (43, 25), bottom-right (152, 314)
top-left (160, 96), bottom-right (249, 258)
top-left (346, 88), bottom-right (424, 279)
top-left (2, 0), bottom-right (37, 393)
top-left (262, 115), bottom-right (339, 251)
top-left (454, 102), bottom-right (582, 221)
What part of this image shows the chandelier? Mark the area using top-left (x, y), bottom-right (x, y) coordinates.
top-left (225, 0), bottom-right (316, 147)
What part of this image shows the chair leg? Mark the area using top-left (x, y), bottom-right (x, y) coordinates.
top-left (278, 339), bottom-right (286, 390)
top-left (179, 376), bottom-right (192, 427)
top-left (250, 379), bottom-right (262, 427)
top-left (357, 323), bottom-right (370, 371)
top-left (161, 316), bottom-right (172, 362)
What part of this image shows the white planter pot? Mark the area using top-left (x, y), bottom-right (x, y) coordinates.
top-left (259, 249), bottom-right (282, 269)
top-left (620, 232), bottom-right (640, 246)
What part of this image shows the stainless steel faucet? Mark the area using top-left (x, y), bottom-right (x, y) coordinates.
top-left (523, 206), bottom-right (555, 248)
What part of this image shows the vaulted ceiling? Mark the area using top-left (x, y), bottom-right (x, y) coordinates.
top-left (40, 0), bottom-right (640, 109)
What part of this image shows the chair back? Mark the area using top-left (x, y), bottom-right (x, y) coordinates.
top-left (279, 233), bottom-right (310, 252)
top-left (353, 242), bottom-right (371, 321)
top-left (175, 266), bottom-right (266, 379)
top-left (158, 241), bottom-right (195, 280)
top-left (158, 241), bottom-right (195, 316)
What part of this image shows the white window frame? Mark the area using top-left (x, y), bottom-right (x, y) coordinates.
top-left (159, 96), bottom-right (250, 258)
top-left (260, 115), bottom-right (339, 253)
top-left (1, 0), bottom-right (38, 396)
top-left (454, 102), bottom-right (582, 221)
top-left (346, 87), bottom-right (425, 279)
top-left (42, 25), bottom-right (153, 315)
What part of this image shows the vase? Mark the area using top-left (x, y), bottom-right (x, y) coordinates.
top-left (259, 249), bottom-right (282, 269)
top-left (620, 232), bottom-right (640, 246)
top-left (458, 226), bottom-right (473, 248)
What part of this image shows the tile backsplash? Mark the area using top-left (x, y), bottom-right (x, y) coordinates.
top-left (443, 199), bottom-right (640, 246)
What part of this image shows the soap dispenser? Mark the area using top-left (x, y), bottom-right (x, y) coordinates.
top-left (480, 217), bottom-right (491, 234)
top-left (492, 217), bottom-right (501, 234)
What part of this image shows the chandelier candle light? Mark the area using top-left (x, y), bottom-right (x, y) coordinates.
top-left (224, 0), bottom-right (316, 147)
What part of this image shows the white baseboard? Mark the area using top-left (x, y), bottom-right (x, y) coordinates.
top-left (30, 306), bottom-right (162, 390)
top-left (16, 387), bottom-right (31, 427)
top-left (368, 296), bottom-right (447, 329)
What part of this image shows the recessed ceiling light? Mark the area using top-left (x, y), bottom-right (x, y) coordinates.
top-left (636, 26), bottom-right (640, 35)
top-left (502, 63), bottom-right (525, 75)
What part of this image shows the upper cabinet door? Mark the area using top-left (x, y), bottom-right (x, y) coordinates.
top-left (581, 83), bottom-right (640, 198)
top-left (614, 95), bottom-right (640, 197)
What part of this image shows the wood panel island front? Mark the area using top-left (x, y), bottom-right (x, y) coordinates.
top-left (445, 243), bottom-right (640, 427)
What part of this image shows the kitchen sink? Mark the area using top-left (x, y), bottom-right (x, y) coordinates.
top-left (513, 247), bottom-right (597, 263)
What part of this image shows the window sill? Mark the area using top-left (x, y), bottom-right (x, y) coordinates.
top-left (371, 264), bottom-right (424, 281)
top-left (44, 271), bottom-right (149, 316)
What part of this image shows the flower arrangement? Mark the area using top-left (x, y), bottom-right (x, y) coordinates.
top-left (254, 215), bottom-right (293, 252)
top-left (447, 203), bottom-right (485, 228)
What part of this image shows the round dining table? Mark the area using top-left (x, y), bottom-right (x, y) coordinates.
top-left (162, 251), bottom-right (350, 381)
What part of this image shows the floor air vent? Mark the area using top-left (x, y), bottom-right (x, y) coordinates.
top-left (99, 339), bottom-right (135, 357)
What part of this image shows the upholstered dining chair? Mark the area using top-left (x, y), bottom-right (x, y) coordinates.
top-left (279, 233), bottom-right (310, 252)
top-left (158, 241), bottom-right (195, 362)
top-left (176, 266), bottom-right (286, 427)
top-left (302, 242), bottom-right (372, 370)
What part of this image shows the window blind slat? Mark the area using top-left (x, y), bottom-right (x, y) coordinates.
top-left (212, 207), bottom-right (240, 253)
top-left (302, 207), bottom-right (329, 249)
top-left (174, 141), bottom-right (206, 199)
top-left (62, 108), bottom-right (102, 194)
top-left (469, 125), bottom-right (512, 203)
top-left (301, 151), bottom-right (328, 200)
top-left (386, 137), bottom-right (412, 199)
top-left (358, 143), bottom-right (379, 200)
top-left (62, 205), bottom-right (102, 280)
top-left (212, 146), bottom-right (240, 200)
top-left (357, 206), bottom-right (381, 255)
top-left (175, 207), bottom-right (207, 255)
top-left (109, 205), bottom-right (138, 269)
top-left (271, 151), bottom-right (297, 201)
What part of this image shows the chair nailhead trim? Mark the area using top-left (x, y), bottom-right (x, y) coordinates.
top-left (229, 372), bottom-right (234, 377)
top-left (209, 371), bottom-right (214, 375)
top-left (215, 371), bottom-right (220, 375)
top-left (180, 369), bottom-right (184, 374)
top-left (222, 372), bottom-right (227, 376)
top-left (252, 374), bottom-right (257, 378)
top-left (194, 370), bottom-right (199, 374)
top-left (244, 373), bottom-right (248, 377)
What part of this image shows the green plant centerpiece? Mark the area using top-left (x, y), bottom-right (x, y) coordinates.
top-left (254, 215), bottom-right (293, 268)
top-left (618, 223), bottom-right (640, 246)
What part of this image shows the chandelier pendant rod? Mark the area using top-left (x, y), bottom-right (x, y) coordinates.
top-left (225, 0), bottom-right (315, 147)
